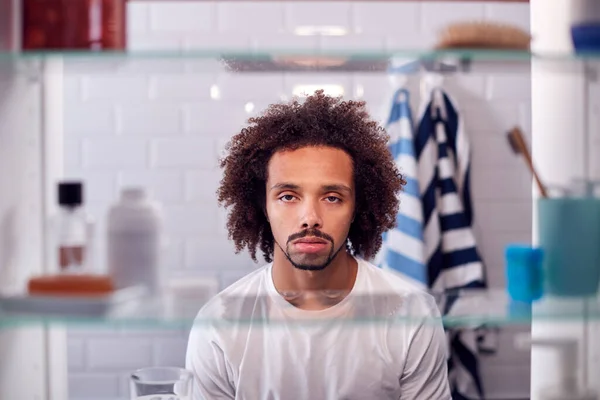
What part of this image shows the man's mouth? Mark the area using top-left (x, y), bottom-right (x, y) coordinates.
top-left (292, 237), bottom-right (329, 253)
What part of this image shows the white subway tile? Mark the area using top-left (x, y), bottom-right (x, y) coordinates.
top-left (153, 337), bottom-right (188, 367)
top-left (87, 338), bottom-right (153, 369)
top-left (352, 73), bottom-right (395, 101)
top-left (216, 73), bottom-right (286, 102)
top-left (67, 327), bottom-right (121, 338)
top-left (185, 170), bottom-right (222, 203)
top-left (484, 3), bottom-right (530, 30)
top-left (150, 74), bottom-right (216, 101)
top-left (117, 104), bottom-right (182, 136)
top-left (471, 166), bottom-right (532, 201)
top-left (444, 75), bottom-right (487, 101)
top-left (82, 138), bottom-right (148, 168)
top-left (164, 237), bottom-right (185, 270)
top-left (64, 104), bottom-right (116, 136)
top-left (151, 138), bottom-right (217, 169)
top-left (118, 170), bottom-right (185, 203)
top-left (251, 33), bottom-right (319, 51)
top-left (184, 101), bottom-right (269, 136)
top-left (221, 269), bottom-right (258, 290)
top-left (68, 374), bottom-right (120, 399)
top-left (469, 132), bottom-right (528, 168)
top-left (476, 201), bottom-right (532, 233)
top-left (486, 75), bottom-right (532, 100)
top-left (320, 35), bottom-right (386, 51)
top-left (217, 2), bottom-right (284, 33)
top-left (70, 170), bottom-right (118, 203)
top-left (164, 205), bottom-right (219, 236)
top-left (82, 75), bottom-right (150, 101)
top-left (149, 2), bottom-right (214, 33)
top-left (283, 73), bottom-right (353, 98)
top-left (67, 339), bottom-right (85, 370)
top-left (63, 75), bottom-right (84, 104)
top-left (518, 102), bottom-right (532, 131)
top-left (461, 101), bottom-right (521, 135)
top-left (285, 2), bottom-right (351, 32)
top-left (118, 59), bottom-right (188, 75)
top-left (385, 32), bottom-right (433, 50)
top-left (64, 138), bottom-right (83, 168)
top-left (128, 33), bottom-right (183, 51)
top-left (183, 34), bottom-right (252, 53)
top-left (118, 327), bottom-right (185, 338)
top-left (127, 2), bottom-right (150, 34)
top-left (352, 3), bottom-right (420, 35)
top-left (64, 59), bottom-right (121, 75)
top-left (185, 237), bottom-right (255, 270)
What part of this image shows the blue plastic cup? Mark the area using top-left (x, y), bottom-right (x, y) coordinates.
top-left (505, 244), bottom-right (544, 303)
top-left (538, 198), bottom-right (600, 297)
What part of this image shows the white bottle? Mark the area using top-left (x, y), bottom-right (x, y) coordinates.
top-left (107, 187), bottom-right (164, 295)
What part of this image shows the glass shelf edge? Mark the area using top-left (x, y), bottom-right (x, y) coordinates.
top-left (0, 49), bottom-right (599, 61)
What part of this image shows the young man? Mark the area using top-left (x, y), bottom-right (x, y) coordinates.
top-left (185, 90), bottom-right (451, 400)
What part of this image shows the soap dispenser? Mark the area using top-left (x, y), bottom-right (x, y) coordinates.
top-left (515, 334), bottom-right (598, 400)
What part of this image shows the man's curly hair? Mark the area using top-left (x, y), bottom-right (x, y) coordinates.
top-left (217, 90), bottom-right (406, 264)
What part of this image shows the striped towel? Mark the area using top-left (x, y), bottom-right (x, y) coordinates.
top-left (415, 87), bottom-right (488, 400)
top-left (379, 88), bottom-right (427, 286)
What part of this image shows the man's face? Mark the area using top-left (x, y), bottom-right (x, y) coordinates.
top-left (265, 145), bottom-right (356, 271)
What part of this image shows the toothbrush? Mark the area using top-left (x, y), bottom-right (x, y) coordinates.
top-left (506, 126), bottom-right (549, 198)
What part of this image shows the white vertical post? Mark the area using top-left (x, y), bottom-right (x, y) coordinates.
top-left (0, 2), bottom-right (67, 398)
top-left (42, 57), bottom-right (68, 400)
top-left (530, 0), bottom-right (599, 398)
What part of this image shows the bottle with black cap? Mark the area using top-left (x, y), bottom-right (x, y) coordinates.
top-left (56, 181), bottom-right (92, 272)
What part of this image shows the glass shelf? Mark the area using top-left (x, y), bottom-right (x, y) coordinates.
top-left (1, 289), bottom-right (598, 331)
top-left (1, 48), bottom-right (600, 74)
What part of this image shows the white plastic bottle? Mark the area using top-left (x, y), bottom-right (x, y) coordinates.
top-left (107, 187), bottom-right (164, 295)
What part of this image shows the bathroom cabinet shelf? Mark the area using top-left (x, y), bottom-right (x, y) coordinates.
top-left (0, 289), bottom-right (598, 331)
top-left (1, 48), bottom-right (599, 74)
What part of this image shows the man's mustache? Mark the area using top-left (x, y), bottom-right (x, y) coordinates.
top-left (287, 228), bottom-right (333, 244)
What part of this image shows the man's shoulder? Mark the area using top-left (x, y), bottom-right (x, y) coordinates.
top-left (194, 264), bottom-right (271, 320)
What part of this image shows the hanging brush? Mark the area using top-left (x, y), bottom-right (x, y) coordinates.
top-left (507, 126), bottom-right (549, 198)
top-left (435, 21), bottom-right (532, 50)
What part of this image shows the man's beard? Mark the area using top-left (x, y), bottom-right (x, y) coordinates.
top-left (274, 228), bottom-right (347, 271)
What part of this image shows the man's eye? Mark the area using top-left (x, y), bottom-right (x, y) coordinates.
top-left (280, 195), bottom-right (296, 202)
top-left (326, 196), bottom-right (341, 203)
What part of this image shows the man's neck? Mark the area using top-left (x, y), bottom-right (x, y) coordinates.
top-left (271, 249), bottom-right (358, 310)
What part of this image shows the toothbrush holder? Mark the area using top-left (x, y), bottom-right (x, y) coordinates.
top-left (538, 197), bottom-right (600, 297)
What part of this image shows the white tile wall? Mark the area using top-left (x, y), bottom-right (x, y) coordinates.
top-left (64, 2), bottom-right (533, 399)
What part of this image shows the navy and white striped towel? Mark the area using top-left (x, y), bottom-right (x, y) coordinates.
top-left (415, 86), bottom-right (488, 400)
top-left (379, 88), bottom-right (426, 286)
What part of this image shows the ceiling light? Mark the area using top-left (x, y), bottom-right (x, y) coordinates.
top-left (292, 85), bottom-right (345, 98)
top-left (294, 26), bottom-right (348, 36)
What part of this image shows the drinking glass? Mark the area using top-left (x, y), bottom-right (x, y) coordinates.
top-left (130, 367), bottom-right (193, 400)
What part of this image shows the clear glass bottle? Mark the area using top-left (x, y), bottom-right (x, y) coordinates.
top-left (55, 181), bottom-right (92, 273)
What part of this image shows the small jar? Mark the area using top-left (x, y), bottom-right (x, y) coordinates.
top-left (22, 0), bottom-right (127, 51)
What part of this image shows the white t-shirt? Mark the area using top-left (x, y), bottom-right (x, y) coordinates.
top-left (185, 256), bottom-right (451, 400)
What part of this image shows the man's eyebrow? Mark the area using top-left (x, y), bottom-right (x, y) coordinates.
top-left (322, 184), bottom-right (352, 194)
top-left (269, 182), bottom-right (352, 194)
top-left (269, 182), bottom-right (300, 191)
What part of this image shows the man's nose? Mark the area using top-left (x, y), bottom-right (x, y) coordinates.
top-left (300, 200), bottom-right (323, 230)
